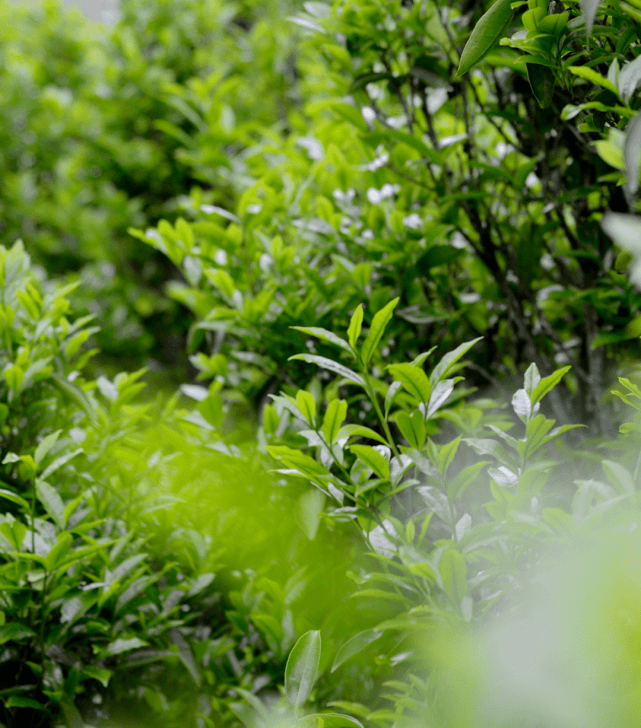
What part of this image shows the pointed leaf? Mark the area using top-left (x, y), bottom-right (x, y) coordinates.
top-left (388, 363), bottom-right (431, 403)
top-left (384, 381), bottom-right (403, 418)
top-left (580, 0), bottom-right (603, 35)
top-left (40, 448), bottom-right (83, 481)
top-left (34, 430), bottom-right (62, 467)
top-left (347, 306), bottom-right (364, 351)
top-left (0, 489), bottom-right (29, 511)
top-left (331, 629), bottom-right (383, 672)
top-left (568, 65), bottom-right (618, 96)
top-left (624, 110), bottom-right (641, 201)
top-left (447, 461), bottom-right (489, 500)
top-left (170, 628), bottom-right (201, 686)
top-left (305, 714), bottom-right (364, 728)
top-left (289, 355), bottom-right (365, 386)
top-left (430, 338), bottom-right (482, 386)
top-left (291, 327), bottom-right (352, 354)
top-left (396, 411), bottom-right (426, 449)
top-left (296, 390), bottom-right (317, 425)
top-left (361, 298), bottom-right (399, 366)
top-left (337, 424), bottom-right (389, 446)
top-left (620, 54), bottom-right (641, 103)
top-left (528, 63), bottom-right (555, 108)
top-left (285, 630), bottom-right (321, 708)
top-left (36, 480), bottom-right (65, 528)
top-left (350, 445), bottom-right (390, 480)
top-left (531, 365), bottom-right (571, 405)
top-left (322, 399), bottom-right (348, 445)
top-left (456, 0), bottom-right (513, 77)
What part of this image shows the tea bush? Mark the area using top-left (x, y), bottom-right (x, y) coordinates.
top-left (135, 0), bottom-right (641, 431)
top-left (2, 0), bottom-right (641, 726)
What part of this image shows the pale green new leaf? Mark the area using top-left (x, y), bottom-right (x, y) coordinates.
top-left (568, 66), bottom-right (619, 96)
top-left (361, 298), bottom-right (399, 366)
top-left (285, 630), bottom-right (321, 708)
top-left (34, 430), bottom-right (62, 467)
top-left (291, 326), bottom-right (352, 354)
top-left (388, 363), bottom-right (431, 403)
top-left (457, 0), bottom-right (513, 77)
top-left (430, 337), bottom-right (482, 386)
top-left (322, 399), bottom-right (348, 445)
top-left (531, 365), bottom-right (571, 405)
top-left (296, 390), bottom-right (317, 425)
top-left (36, 479), bottom-right (66, 528)
top-left (304, 714), bottom-right (364, 728)
top-left (337, 424), bottom-right (389, 446)
top-left (347, 305), bottom-right (364, 351)
top-left (289, 355), bottom-right (365, 386)
top-left (350, 445), bottom-right (390, 480)
top-left (331, 628), bottom-right (383, 672)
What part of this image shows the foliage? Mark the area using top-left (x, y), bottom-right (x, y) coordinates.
top-left (0, 0), bottom-right (301, 380)
top-left (2, 0), bottom-right (641, 727)
top-left (135, 0), bottom-right (641, 434)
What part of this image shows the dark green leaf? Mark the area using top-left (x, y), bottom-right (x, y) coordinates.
top-left (457, 0), bottom-right (514, 77)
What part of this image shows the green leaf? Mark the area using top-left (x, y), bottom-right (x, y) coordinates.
top-left (45, 532), bottom-right (73, 571)
top-left (0, 622), bottom-right (36, 645)
top-left (396, 411), bottom-right (426, 449)
top-left (350, 445), bottom-right (390, 480)
top-left (34, 430), bottom-right (62, 468)
top-left (198, 393), bottom-right (224, 428)
top-left (361, 298), bottom-right (399, 366)
top-left (531, 365), bottom-right (571, 405)
top-left (266, 446), bottom-right (333, 479)
top-left (296, 390), bottom-right (317, 425)
top-left (5, 696), bottom-right (49, 712)
top-left (620, 54), bottom-right (641, 103)
top-left (331, 628), bottom-right (383, 672)
top-left (0, 489), bottom-right (29, 511)
top-left (170, 628), bottom-right (201, 686)
top-left (105, 637), bottom-right (149, 656)
top-left (322, 399), bottom-right (348, 445)
top-left (580, 0), bottom-right (604, 35)
top-left (337, 425), bottom-right (389, 446)
top-left (291, 327), bottom-right (352, 354)
top-left (439, 550), bottom-right (468, 605)
top-left (50, 373), bottom-right (98, 425)
top-left (527, 63), bottom-right (555, 108)
top-left (602, 459), bottom-right (635, 497)
top-left (388, 363), bottom-right (432, 403)
top-left (347, 306), bottom-right (364, 351)
top-left (39, 447), bottom-right (83, 482)
top-left (447, 461), bottom-right (489, 500)
top-left (568, 65), bottom-right (619, 96)
top-left (36, 480), bottom-right (66, 528)
top-left (624, 110), bottom-right (641, 201)
top-left (289, 355), bottom-right (365, 386)
top-left (457, 0), bottom-right (514, 77)
top-left (285, 630), bottom-right (321, 708)
top-left (303, 714), bottom-right (364, 728)
top-left (430, 338), bottom-right (482, 386)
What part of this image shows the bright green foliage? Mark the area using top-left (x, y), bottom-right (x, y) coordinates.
top-left (2, 0), bottom-right (641, 726)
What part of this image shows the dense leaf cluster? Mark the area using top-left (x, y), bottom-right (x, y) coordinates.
top-left (1, 0), bottom-right (641, 726)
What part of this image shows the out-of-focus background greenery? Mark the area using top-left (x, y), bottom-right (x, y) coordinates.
top-left (1, 0), bottom-right (641, 726)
